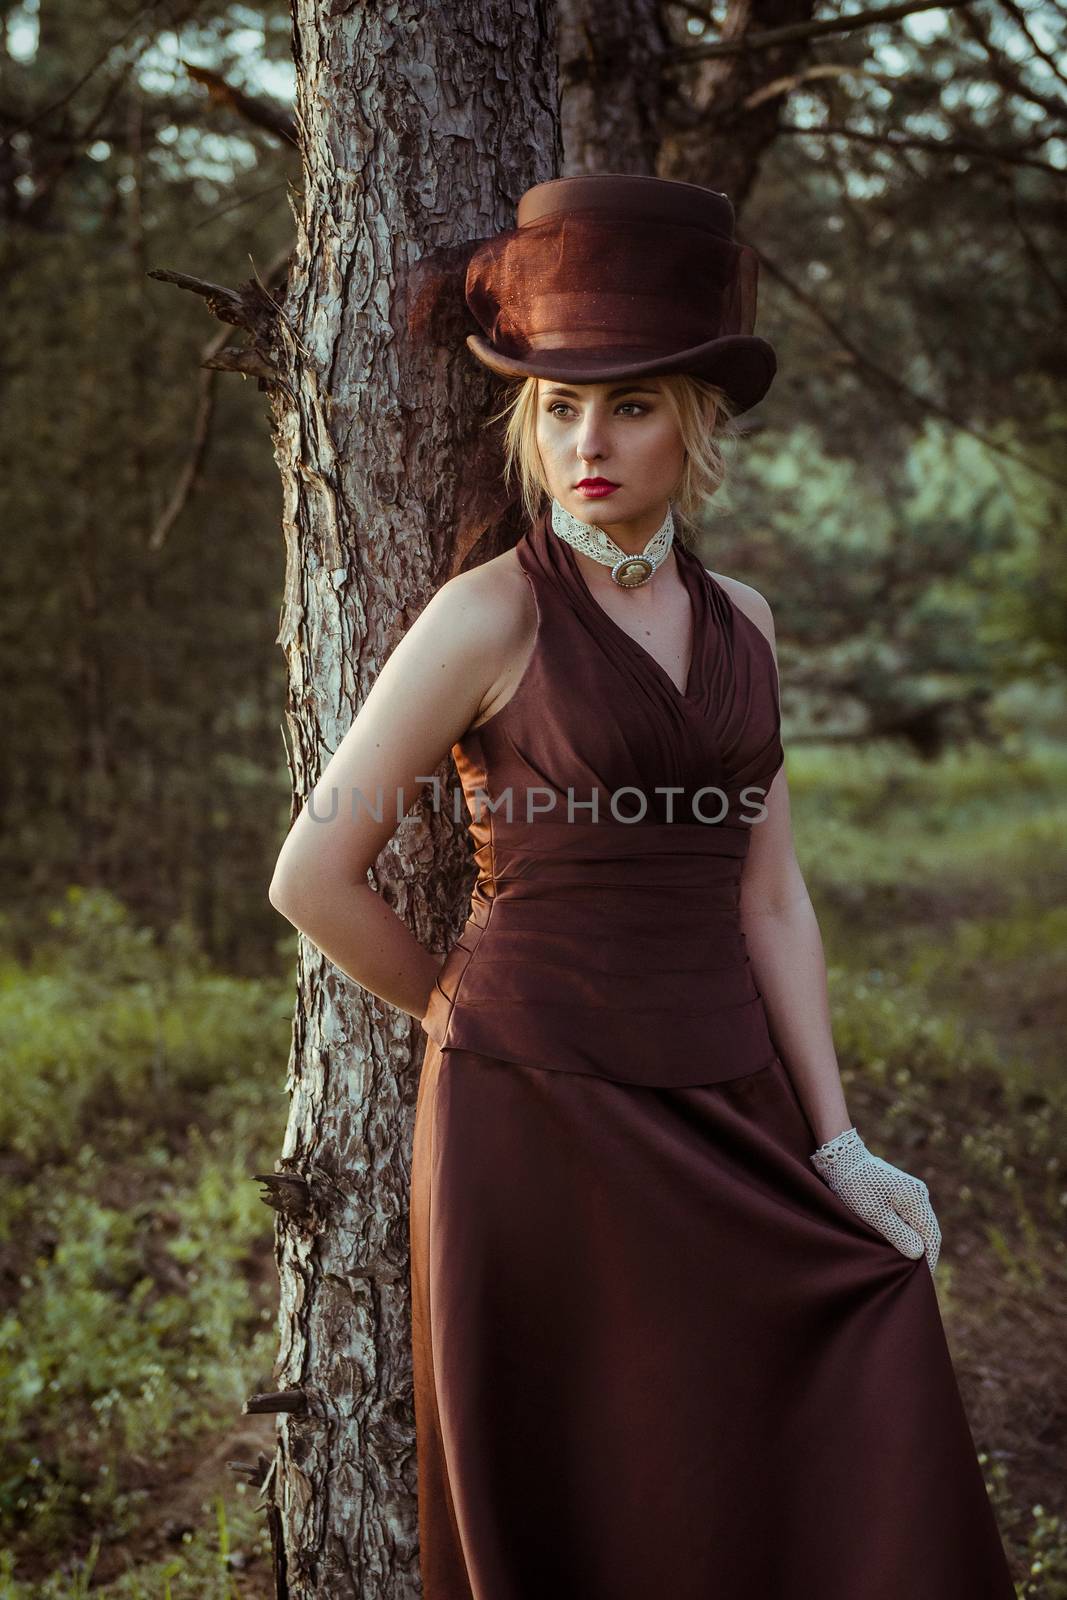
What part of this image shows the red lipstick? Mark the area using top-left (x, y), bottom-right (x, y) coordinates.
top-left (576, 477), bottom-right (620, 498)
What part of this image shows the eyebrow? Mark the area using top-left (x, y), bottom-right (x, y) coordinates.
top-left (542, 385), bottom-right (660, 399)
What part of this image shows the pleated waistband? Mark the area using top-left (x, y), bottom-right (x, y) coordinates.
top-left (421, 821), bottom-right (777, 1088)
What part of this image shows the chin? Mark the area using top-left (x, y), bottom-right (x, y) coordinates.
top-left (565, 495), bottom-right (615, 521)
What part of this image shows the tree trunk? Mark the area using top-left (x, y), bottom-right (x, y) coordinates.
top-left (557, 0), bottom-right (670, 174)
top-left (657, 0), bottom-right (816, 207)
top-left (260, 4), bottom-right (559, 1595)
top-left (558, 0), bottom-right (817, 208)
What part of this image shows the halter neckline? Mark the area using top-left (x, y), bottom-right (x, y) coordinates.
top-left (523, 502), bottom-right (707, 705)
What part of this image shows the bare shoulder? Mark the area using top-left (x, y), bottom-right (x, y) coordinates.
top-left (442, 544), bottom-right (530, 611)
top-left (428, 545), bottom-right (534, 663)
top-left (706, 569), bottom-right (776, 654)
top-left (411, 545), bottom-right (536, 730)
top-left (269, 546), bottom-right (537, 896)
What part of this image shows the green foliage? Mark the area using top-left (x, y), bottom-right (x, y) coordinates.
top-left (0, 1490), bottom-right (269, 1597)
top-left (0, 0), bottom-right (295, 974)
top-left (716, 417), bottom-right (1067, 758)
top-left (0, 887), bottom-right (292, 1165)
top-left (982, 1465), bottom-right (1067, 1600)
top-left (0, 891), bottom-right (289, 1553)
top-left (791, 737), bottom-right (1067, 1114)
top-left (785, 737), bottom-right (1067, 896)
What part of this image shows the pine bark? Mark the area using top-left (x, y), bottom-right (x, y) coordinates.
top-left (557, 0), bottom-right (670, 174)
top-left (260, 3), bottom-right (559, 1594)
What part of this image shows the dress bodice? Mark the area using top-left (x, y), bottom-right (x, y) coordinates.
top-left (420, 502), bottom-right (785, 1087)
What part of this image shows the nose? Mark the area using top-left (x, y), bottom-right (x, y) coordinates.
top-left (577, 420), bottom-right (608, 465)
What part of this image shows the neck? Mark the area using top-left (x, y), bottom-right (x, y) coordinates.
top-left (552, 497), bottom-right (672, 556)
top-left (549, 495), bottom-right (677, 591)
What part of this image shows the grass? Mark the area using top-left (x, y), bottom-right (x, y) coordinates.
top-left (799, 736), bottom-right (1067, 1093)
top-left (1, 732), bottom-right (1065, 1595)
top-left (0, 888), bottom-right (290, 1594)
top-left (0, 1491), bottom-right (271, 1597)
top-left (789, 735), bottom-right (1067, 1597)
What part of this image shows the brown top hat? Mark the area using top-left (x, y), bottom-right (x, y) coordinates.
top-left (463, 173), bottom-right (777, 415)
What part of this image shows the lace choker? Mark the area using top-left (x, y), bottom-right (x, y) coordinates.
top-left (550, 497), bottom-right (675, 588)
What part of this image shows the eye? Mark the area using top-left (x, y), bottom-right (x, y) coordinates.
top-left (544, 401), bottom-right (649, 418)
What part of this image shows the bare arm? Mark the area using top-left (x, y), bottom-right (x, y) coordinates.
top-left (719, 577), bottom-right (853, 1147)
top-left (268, 558), bottom-right (525, 1023)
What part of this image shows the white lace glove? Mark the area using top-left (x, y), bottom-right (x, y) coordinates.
top-left (810, 1126), bottom-right (941, 1274)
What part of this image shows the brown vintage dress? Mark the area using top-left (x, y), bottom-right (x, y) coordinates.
top-left (409, 503), bottom-right (1017, 1599)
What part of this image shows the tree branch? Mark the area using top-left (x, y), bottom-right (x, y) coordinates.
top-left (956, 4), bottom-right (1067, 123)
top-left (148, 346), bottom-right (222, 553)
top-left (182, 62), bottom-right (298, 149)
top-left (663, 0), bottom-right (977, 64)
top-left (147, 245), bottom-right (294, 550)
top-left (5, 0), bottom-right (158, 134)
top-left (995, 168), bottom-right (1067, 316)
top-left (996, 0), bottom-right (1067, 96)
top-left (776, 119), bottom-right (1065, 176)
top-left (742, 61), bottom-right (906, 112)
top-left (754, 244), bottom-right (1067, 492)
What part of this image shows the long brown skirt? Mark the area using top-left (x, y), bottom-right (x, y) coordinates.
top-left (409, 1040), bottom-right (1017, 1599)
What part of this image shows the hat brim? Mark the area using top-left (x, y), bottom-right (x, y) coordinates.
top-left (464, 333), bottom-right (777, 416)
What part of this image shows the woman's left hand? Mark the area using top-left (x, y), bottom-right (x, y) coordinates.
top-left (810, 1126), bottom-right (942, 1273)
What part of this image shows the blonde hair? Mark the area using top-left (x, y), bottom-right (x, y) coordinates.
top-left (485, 373), bottom-right (742, 547)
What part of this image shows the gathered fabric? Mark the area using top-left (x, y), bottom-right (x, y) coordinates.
top-left (410, 502), bottom-right (1016, 1599)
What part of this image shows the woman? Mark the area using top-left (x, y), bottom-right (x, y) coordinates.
top-left (269, 175), bottom-right (1017, 1598)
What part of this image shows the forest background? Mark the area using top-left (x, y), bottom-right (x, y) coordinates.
top-left (1, 0), bottom-right (1065, 1594)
